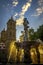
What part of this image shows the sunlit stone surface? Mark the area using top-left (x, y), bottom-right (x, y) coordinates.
top-left (7, 41), bottom-right (43, 64)
top-left (38, 44), bottom-right (43, 64)
top-left (19, 49), bottom-right (24, 62)
top-left (8, 41), bottom-right (17, 62)
top-left (30, 47), bottom-right (38, 64)
top-left (7, 41), bottom-right (24, 62)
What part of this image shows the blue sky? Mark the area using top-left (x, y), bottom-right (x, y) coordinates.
top-left (0, 0), bottom-right (43, 40)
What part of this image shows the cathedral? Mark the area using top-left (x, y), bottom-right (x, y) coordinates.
top-left (1, 17), bottom-right (16, 44)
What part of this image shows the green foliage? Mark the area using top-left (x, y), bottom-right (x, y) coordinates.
top-left (20, 24), bottom-right (43, 41)
top-left (29, 25), bottom-right (43, 41)
top-left (29, 28), bottom-right (37, 40)
top-left (37, 25), bottom-right (43, 41)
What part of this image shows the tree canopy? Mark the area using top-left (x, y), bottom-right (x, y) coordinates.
top-left (29, 25), bottom-right (43, 41)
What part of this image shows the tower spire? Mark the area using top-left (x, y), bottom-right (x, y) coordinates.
top-left (11, 16), bottom-right (13, 20)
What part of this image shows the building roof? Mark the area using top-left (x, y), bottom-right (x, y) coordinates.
top-left (7, 17), bottom-right (16, 24)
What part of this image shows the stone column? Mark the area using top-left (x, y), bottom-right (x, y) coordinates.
top-left (30, 48), bottom-right (38, 64)
top-left (38, 44), bottom-right (43, 64)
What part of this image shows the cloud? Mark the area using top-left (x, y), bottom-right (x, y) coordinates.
top-left (31, 7), bottom-right (43, 16)
top-left (38, 0), bottom-right (43, 6)
top-left (31, 7), bottom-right (43, 17)
top-left (13, 13), bottom-right (18, 17)
top-left (13, 0), bottom-right (32, 25)
top-left (13, 13), bottom-right (24, 26)
top-left (29, 0), bottom-right (32, 2)
top-left (16, 16), bottom-right (24, 25)
top-left (12, 0), bottom-right (18, 6)
top-left (36, 7), bottom-right (43, 14)
top-left (31, 13), bottom-right (40, 16)
top-left (20, 0), bottom-right (32, 16)
top-left (37, 0), bottom-right (43, 15)
top-left (16, 0), bottom-right (32, 25)
top-left (13, 13), bottom-right (18, 20)
top-left (20, 3), bottom-right (31, 16)
top-left (31, 0), bottom-right (43, 17)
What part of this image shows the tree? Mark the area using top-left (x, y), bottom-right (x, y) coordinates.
top-left (19, 22), bottom-right (43, 41)
top-left (37, 25), bottom-right (43, 41)
top-left (29, 28), bottom-right (35, 40)
top-left (29, 25), bottom-right (43, 41)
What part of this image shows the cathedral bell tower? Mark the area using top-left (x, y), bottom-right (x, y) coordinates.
top-left (7, 17), bottom-right (16, 43)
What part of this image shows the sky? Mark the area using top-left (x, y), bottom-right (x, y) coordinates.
top-left (0, 0), bottom-right (43, 40)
